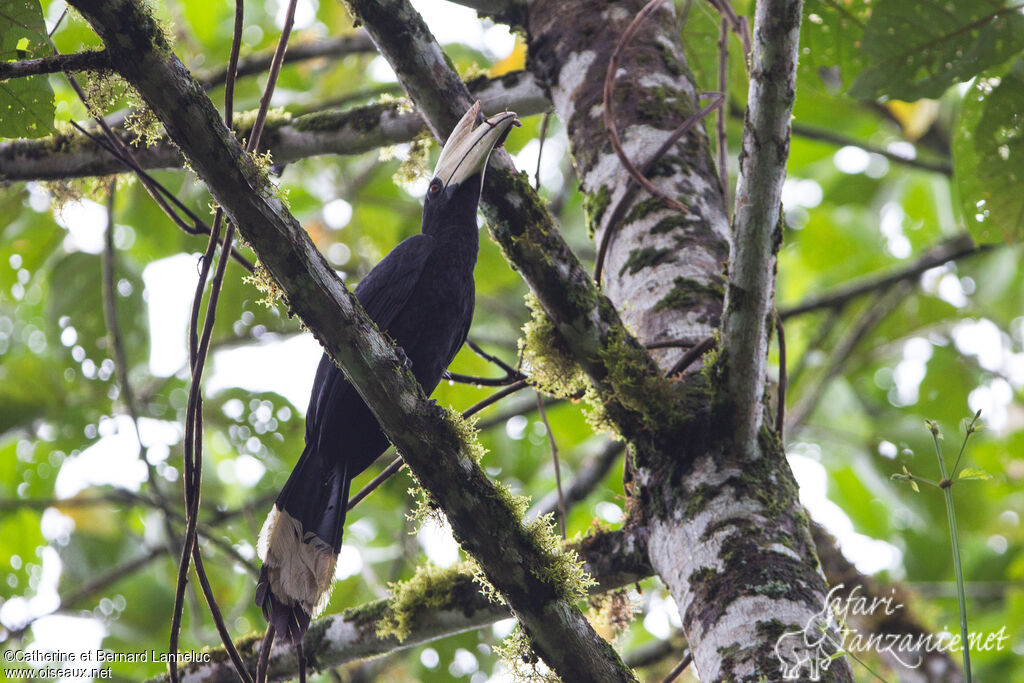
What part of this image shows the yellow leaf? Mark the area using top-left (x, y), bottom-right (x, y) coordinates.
top-left (886, 99), bottom-right (940, 141)
top-left (489, 38), bottom-right (526, 77)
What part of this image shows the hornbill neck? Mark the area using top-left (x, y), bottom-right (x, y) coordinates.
top-left (421, 172), bottom-right (484, 243)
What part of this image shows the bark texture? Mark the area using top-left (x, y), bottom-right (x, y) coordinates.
top-left (524, 0), bottom-right (852, 680)
top-left (62, 1), bottom-right (636, 681)
top-left (528, 0), bottom-right (730, 372)
top-left (166, 528), bottom-right (651, 682)
top-left (0, 71), bottom-right (548, 181)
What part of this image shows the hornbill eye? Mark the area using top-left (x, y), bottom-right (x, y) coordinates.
top-left (428, 179), bottom-right (442, 197)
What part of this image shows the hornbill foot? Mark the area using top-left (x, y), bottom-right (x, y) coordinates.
top-left (395, 346), bottom-right (413, 370)
top-left (426, 398), bottom-right (447, 419)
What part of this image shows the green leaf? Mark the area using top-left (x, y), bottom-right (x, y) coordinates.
top-left (0, 0), bottom-right (56, 138)
top-left (954, 59), bottom-right (1024, 242)
top-left (957, 467), bottom-right (991, 480)
top-left (849, 0), bottom-right (1024, 101)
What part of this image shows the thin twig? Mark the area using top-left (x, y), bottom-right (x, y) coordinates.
top-left (466, 338), bottom-right (521, 378)
top-left (706, 0), bottom-right (751, 61)
top-left (170, 1), bottom-right (253, 679)
top-left (780, 234), bottom-right (983, 319)
top-left (594, 90), bottom-right (724, 284)
top-left (48, 7), bottom-right (69, 37)
top-left (644, 339), bottom-right (696, 350)
top-left (788, 307), bottom-right (842, 391)
top-left (603, 0), bottom-right (688, 215)
top-left (788, 282), bottom-right (914, 432)
top-left (535, 110), bottom-right (552, 191)
top-left (61, 107), bottom-right (253, 271)
top-left (246, 0), bottom-right (299, 155)
top-left (256, 625), bottom-right (276, 683)
top-left (775, 311), bottom-right (786, 441)
top-left (199, 33), bottom-right (375, 92)
top-left (536, 392), bottom-right (566, 538)
top-left (347, 456), bottom-right (404, 511)
top-left (461, 379), bottom-right (531, 414)
top-left (660, 651), bottom-right (693, 683)
top-left (445, 371), bottom-right (523, 386)
top-left (0, 50), bottom-right (108, 80)
top-left (529, 441), bottom-right (625, 520)
top-left (716, 17), bottom-right (730, 213)
top-left (346, 379), bottom-right (533, 512)
top-left (667, 336), bottom-right (716, 377)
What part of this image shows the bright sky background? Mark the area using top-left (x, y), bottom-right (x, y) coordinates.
top-left (6, 0), bottom-right (1023, 678)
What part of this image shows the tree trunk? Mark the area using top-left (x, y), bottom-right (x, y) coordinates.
top-left (526, 0), bottom-right (853, 679)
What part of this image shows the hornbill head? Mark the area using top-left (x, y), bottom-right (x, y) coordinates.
top-left (423, 101), bottom-right (519, 227)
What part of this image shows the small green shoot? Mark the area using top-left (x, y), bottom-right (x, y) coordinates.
top-left (890, 410), bottom-right (986, 682)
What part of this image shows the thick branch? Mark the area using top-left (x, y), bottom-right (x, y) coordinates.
top-left (347, 0), bottom-right (678, 466)
top-left (197, 33), bottom-right (375, 90)
top-left (0, 50), bottom-right (109, 80)
top-left (0, 71), bottom-right (548, 181)
top-left (64, 2), bottom-right (635, 681)
top-left (164, 528), bottom-right (651, 682)
top-left (779, 233), bottom-right (983, 319)
top-left (720, 0), bottom-right (802, 456)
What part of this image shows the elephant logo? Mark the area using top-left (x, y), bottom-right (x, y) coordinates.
top-left (774, 594), bottom-right (847, 680)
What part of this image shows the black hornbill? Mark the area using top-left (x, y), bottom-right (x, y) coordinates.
top-left (255, 102), bottom-right (519, 644)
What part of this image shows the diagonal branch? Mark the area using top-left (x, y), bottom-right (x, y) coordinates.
top-left (197, 33), bottom-right (376, 91)
top-left (780, 233), bottom-right (985, 319)
top-left (720, 0), bottom-right (804, 455)
top-left (0, 71), bottom-right (548, 181)
top-left (346, 0), bottom-right (678, 460)
top-left (64, 2), bottom-right (635, 681)
top-left (0, 49), bottom-right (108, 80)
top-left (156, 528), bottom-right (652, 683)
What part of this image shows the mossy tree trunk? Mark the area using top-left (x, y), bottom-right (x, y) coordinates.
top-left (525, 1), bottom-right (852, 680)
top-left (16, 0), bottom-right (856, 677)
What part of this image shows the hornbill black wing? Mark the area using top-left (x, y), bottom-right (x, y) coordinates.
top-left (304, 233), bottom-right (436, 438)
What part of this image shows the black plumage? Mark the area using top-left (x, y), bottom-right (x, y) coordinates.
top-left (256, 102), bottom-right (518, 644)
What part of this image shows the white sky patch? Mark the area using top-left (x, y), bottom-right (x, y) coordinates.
top-left (412, 0), bottom-right (514, 58)
top-left (234, 454), bottom-right (267, 487)
top-left (369, 55), bottom-right (398, 82)
top-left (505, 415), bottom-right (527, 440)
top-left (642, 591), bottom-right (682, 640)
top-left (274, 0), bottom-right (317, 30)
top-left (781, 177), bottom-right (823, 209)
top-left (143, 254), bottom-right (198, 377)
top-left (937, 272), bottom-right (969, 307)
top-left (335, 545), bottom-right (364, 580)
top-left (595, 501), bottom-right (623, 524)
top-left (449, 648), bottom-right (479, 677)
top-left (323, 198), bottom-right (353, 230)
top-left (953, 318), bottom-right (1004, 372)
top-left (417, 517), bottom-right (460, 567)
top-left (833, 146), bottom-right (870, 174)
top-left (54, 199), bottom-right (108, 254)
top-left (54, 415), bottom-right (175, 497)
top-left (492, 617), bottom-right (516, 640)
top-left (206, 334), bottom-right (323, 412)
top-left (512, 137), bottom-right (567, 195)
top-left (879, 202), bottom-right (911, 259)
top-left (968, 379), bottom-right (1013, 432)
top-left (788, 452), bottom-right (903, 575)
top-left (31, 615), bottom-right (106, 682)
top-left (26, 182), bottom-right (51, 212)
top-left (0, 547), bottom-right (63, 632)
top-left (892, 337), bottom-right (933, 407)
top-left (886, 141), bottom-right (917, 160)
top-left (421, 647), bottom-right (440, 669)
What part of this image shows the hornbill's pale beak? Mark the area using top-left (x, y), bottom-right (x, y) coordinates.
top-left (433, 100), bottom-right (520, 188)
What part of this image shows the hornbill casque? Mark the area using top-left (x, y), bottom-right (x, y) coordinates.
top-left (255, 102), bottom-right (520, 645)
